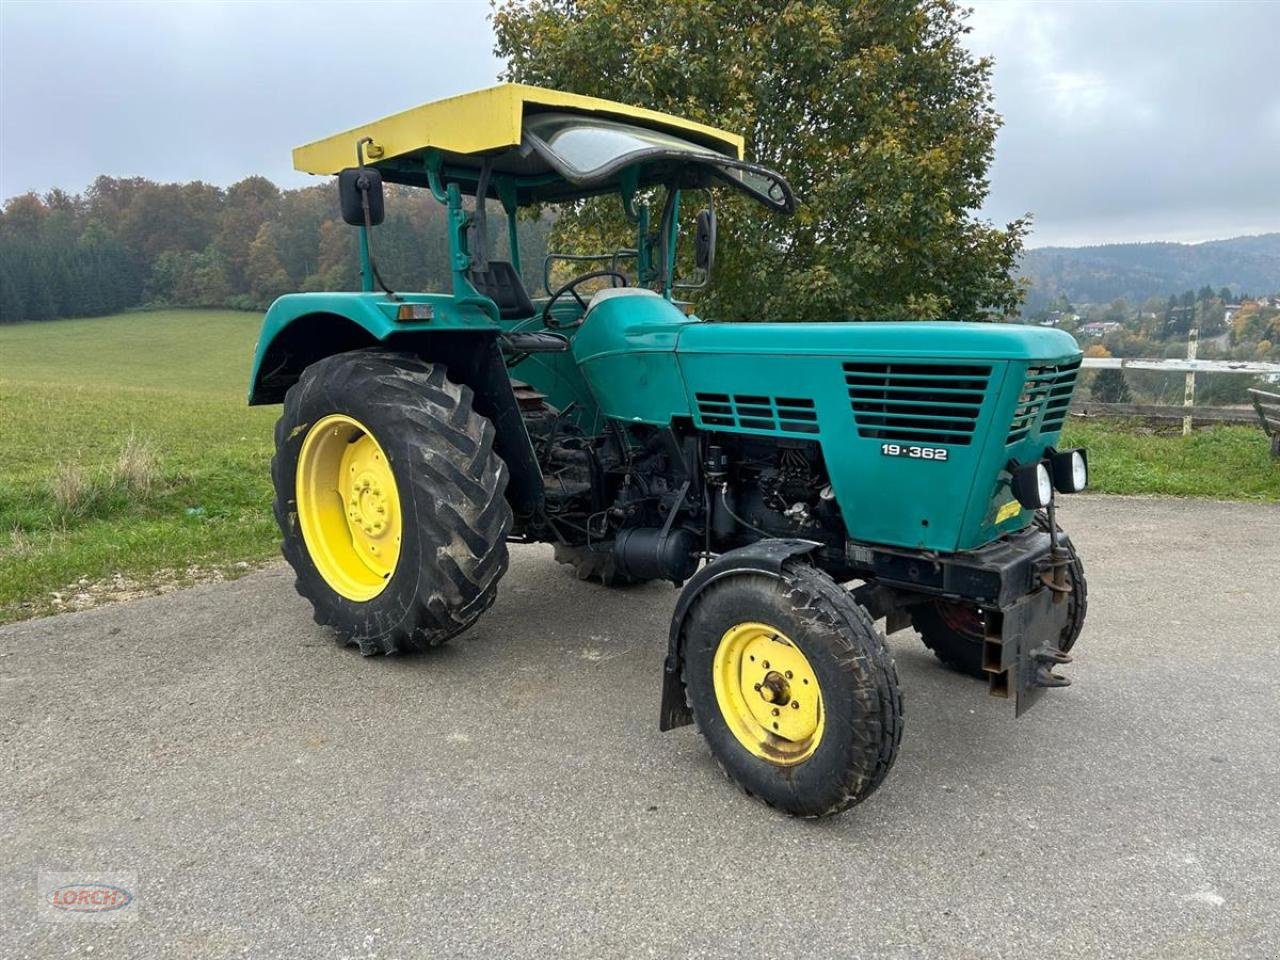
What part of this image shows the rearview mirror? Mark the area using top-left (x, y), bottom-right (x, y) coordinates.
top-left (338, 167), bottom-right (385, 227)
top-left (694, 207), bottom-right (716, 273)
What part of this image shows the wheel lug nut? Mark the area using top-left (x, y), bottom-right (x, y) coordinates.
top-left (762, 661), bottom-right (770, 669)
top-left (785, 670), bottom-right (793, 679)
top-left (771, 708), bottom-right (779, 717)
top-left (791, 701), bottom-right (799, 709)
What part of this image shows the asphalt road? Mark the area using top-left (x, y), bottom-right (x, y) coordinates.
top-left (2, 495), bottom-right (1278, 959)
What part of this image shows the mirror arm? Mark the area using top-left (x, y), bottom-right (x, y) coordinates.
top-left (355, 137), bottom-right (400, 301)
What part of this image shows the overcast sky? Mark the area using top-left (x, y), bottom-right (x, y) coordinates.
top-left (1, 0), bottom-right (1277, 248)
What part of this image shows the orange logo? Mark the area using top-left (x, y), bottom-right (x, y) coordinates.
top-left (47, 883), bottom-right (133, 913)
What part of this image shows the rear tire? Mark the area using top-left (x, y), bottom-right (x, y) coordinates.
top-left (553, 542), bottom-right (650, 586)
top-left (272, 350), bottom-right (512, 654)
top-left (681, 562), bottom-right (903, 818)
top-left (911, 514), bottom-right (1087, 678)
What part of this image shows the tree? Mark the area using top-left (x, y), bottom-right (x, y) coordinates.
top-left (216, 176), bottom-right (281, 289)
top-left (246, 223), bottom-right (291, 305)
top-left (492, 0), bottom-right (1028, 322)
top-left (0, 258), bottom-right (25, 323)
top-left (1092, 369), bottom-right (1132, 403)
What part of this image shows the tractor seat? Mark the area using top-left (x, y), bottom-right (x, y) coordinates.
top-left (469, 261), bottom-right (536, 320)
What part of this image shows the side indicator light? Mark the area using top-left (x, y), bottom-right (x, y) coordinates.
top-left (397, 304), bottom-right (434, 322)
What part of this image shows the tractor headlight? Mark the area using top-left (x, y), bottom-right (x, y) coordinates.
top-left (1050, 448), bottom-right (1088, 493)
top-left (1011, 461), bottom-right (1053, 510)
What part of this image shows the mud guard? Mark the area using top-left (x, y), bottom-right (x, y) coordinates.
top-left (659, 538), bottom-right (820, 731)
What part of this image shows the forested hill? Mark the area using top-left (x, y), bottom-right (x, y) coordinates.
top-left (1019, 234), bottom-right (1280, 312)
top-left (0, 176), bottom-right (553, 325)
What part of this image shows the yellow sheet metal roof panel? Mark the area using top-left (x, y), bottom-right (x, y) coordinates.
top-left (292, 83), bottom-right (744, 175)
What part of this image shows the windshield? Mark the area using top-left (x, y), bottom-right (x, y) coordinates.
top-left (523, 112), bottom-right (793, 213)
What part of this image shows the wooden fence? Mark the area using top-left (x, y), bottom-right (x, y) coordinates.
top-left (1076, 356), bottom-right (1280, 434)
top-left (1069, 401), bottom-right (1257, 423)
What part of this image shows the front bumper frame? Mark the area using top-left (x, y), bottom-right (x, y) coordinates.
top-left (848, 523), bottom-right (1077, 716)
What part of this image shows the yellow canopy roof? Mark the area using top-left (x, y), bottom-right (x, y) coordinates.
top-left (292, 83), bottom-right (745, 175)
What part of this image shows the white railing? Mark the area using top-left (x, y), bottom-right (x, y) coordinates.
top-left (1077, 356), bottom-right (1280, 434)
top-left (1080, 358), bottom-right (1280, 374)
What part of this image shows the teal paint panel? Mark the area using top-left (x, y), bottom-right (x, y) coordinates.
top-left (677, 320), bottom-right (1080, 361)
top-left (674, 321), bottom-right (1082, 553)
top-left (676, 350), bottom-right (1001, 552)
top-left (571, 294), bottom-right (695, 424)
top-left (248, 291), bottom-right (494, 402)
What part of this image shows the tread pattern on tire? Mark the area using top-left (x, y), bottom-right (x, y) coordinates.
top-left (682, 561), bottom-right (904, 818)
top-left (553, 542), bottom-right (647, 586)
top-left (272, 349), bottom-right (511, 655)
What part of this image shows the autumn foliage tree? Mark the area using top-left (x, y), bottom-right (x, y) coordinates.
top-left (492, 0), bottom-right (1029, 321)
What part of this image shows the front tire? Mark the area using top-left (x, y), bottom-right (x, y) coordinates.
top-left (272, 350), bottom-right (512, 655)
top-left (681, 562), bottom-right (903, 818)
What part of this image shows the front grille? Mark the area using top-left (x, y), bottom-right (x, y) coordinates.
top-left (844, 362), bottom-right (991, 446)
top-left (1006, 360), bottom-right (1081, 444)
top-left (694, 393), bottom-right (819, 434)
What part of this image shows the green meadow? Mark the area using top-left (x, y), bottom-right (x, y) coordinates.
top-left (0, 310), bottom-right (279, 622)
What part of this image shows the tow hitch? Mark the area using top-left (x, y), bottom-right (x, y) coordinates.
top-left (985, 499), bottom-right (1076, 716)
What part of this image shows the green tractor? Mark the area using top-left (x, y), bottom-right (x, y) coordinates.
top-left (250, 84), bottom-right (1089, 817)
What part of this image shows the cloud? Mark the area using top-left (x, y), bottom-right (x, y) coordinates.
top-left (964, 0), bottom-right (1280, 245)
top-left (0, 0), bottom-right (502, 198)
top-left (2, 0), bottom-right (1276, 248)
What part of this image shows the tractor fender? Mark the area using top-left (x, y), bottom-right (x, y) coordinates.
top-left (659, 538), bottom-right (820, 731)
top-left (248, 294), bottom-right (544, 517)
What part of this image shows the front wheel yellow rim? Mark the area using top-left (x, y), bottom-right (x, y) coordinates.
top-left (712, 622), bottom-right (824, 765)
top-left (295, 414), bottom-right (402, 602)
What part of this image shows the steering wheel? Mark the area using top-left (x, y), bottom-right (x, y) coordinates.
top-left (542, 270), bottom-right (629, 329)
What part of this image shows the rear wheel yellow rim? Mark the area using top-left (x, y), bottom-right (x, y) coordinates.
top-left (712, 622), bottom-right (824, 765)
top-left (295, 414), bottom-right (402, 602)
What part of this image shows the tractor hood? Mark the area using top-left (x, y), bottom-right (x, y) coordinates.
top-left (574, 305), bottom-right (1083, 555)
top-left (675, 321), bottom-right (1080, 363)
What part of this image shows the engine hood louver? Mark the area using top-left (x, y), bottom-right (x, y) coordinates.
top-left (1007, 360), bottom-right (1081, 444)
top-left (844, 362), bottom-right (991, 446)
top-left (695, 393), bottom-right (819, 434)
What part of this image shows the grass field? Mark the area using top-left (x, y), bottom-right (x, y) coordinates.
top-left (1, 310), bottom-right (279, 622)
top-left (2, 309), bottom-right (1277, 623)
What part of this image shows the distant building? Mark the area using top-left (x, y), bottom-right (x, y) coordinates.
top-left (1078, 321), bottom-right (1122, 337)
top-left (1039, 311), bottom-right (1079, 327)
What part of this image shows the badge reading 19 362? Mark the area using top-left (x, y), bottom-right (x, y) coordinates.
top-left (880, 443), bottom-right (949, 461)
